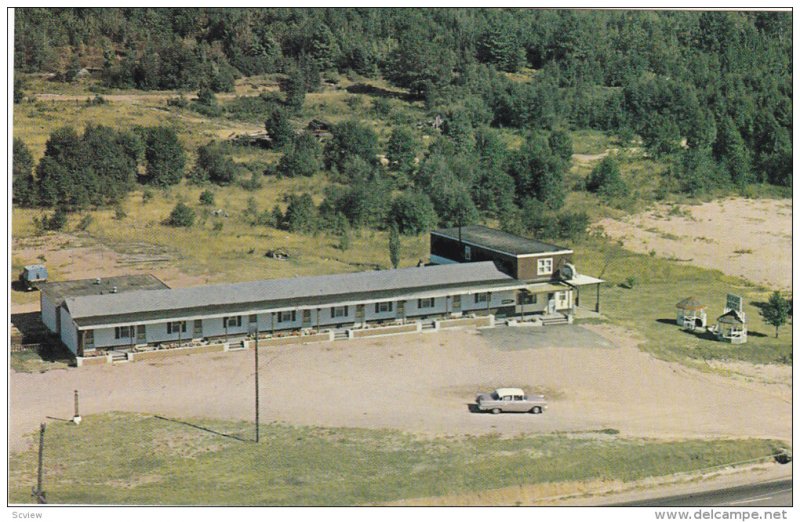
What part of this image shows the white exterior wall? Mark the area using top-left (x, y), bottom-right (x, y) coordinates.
top-left (59, 308), bottom-right (79, 354)
top-left (320, 305), bottom-right (355, 326)
top-left (93, 326), bottom-right (135, 348)
top-left (405, 296), bottom-right (447, 317)
top-left (41, 294), bottom-right (58, 333)
top-left (273, 311), bottom-right (303, 331)
top-left (461, 290), bottom-right (516, 311)
top-left (364, 301), bottom-right (400, 322)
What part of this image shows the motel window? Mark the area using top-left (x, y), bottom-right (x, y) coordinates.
top-left (537, 258), bottom-right (553, 275)
top-left (418, 298), bottom-right (435, 309)
top-left (224, 316), bottom-right (242, 328)
top-left (167, 321), bottom-right (187, 334)
top-left (278, 311), bottom-right (296, 323)
top-left (374, 302), bottom-right (393, 313)
top-left (331, 306), bottom-right (348, 318)
top-left (464, 245), bottom-right (471, 261)
top-left (249, 314), bottom-right (257, 324)
top-left (114, 325), bottom-right (133, 339)
top-left (474, 292), bottom-right (489, 304)
top-left (558, 291), bottom-right (567, 301)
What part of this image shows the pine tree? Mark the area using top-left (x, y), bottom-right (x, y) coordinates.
top-left (760, 291), bottom-right (790, 338)
top-left (389, 224), bottom-right (401, 269)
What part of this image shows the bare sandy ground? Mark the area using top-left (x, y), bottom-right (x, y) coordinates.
top-left (12, 234), bottom-right (212, 313)
top-left (598, 198), bottom-right (792, 290)
top-left (10, 325), bottom-right (791, 455)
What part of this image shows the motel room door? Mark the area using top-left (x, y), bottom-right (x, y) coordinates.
top-left (397, 301), bottom-right (405, 320)
top-left (355, 304), bottom-right (365, 323)
top-left (451, 295), bottom-right (461, 313)
top-left (302, 309), bottom-right (312, 327)
top-left (547, 293), bottom-right (557, 314)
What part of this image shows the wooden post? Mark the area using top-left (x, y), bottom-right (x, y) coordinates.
top-left (72, 390), bottom-right (81, 424)
top-left (254, 328), bottom-right (259, 443)
top-left (32, 423), bottom-right (46, 504)
top-left (596, 283), bottom-right (600, 313)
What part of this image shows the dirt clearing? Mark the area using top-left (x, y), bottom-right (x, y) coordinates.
top-left (10, 325), bottom-right (791, 455)
top-left (597, 198), bottom-right (791, 290)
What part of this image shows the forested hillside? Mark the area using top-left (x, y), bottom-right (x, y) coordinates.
top-left (13, 8), bottom-right (792, 243)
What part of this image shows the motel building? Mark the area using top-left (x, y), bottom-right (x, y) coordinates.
top-left (40, 226), bottom-right (603, 360)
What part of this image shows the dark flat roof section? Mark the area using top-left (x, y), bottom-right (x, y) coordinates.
top-left (40, 274), bottom-right (170, 305)
top-left (432, 225), bottom-right (569, 256)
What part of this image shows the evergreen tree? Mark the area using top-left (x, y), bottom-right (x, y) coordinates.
top-left (586, 156), bottom-right (627, 198)
top-left (193, 141), bottom-right (238, 185)
top-left (324, 120), bottom-right (379, 173)
top-left (760, 291), bottom-right (790, 338)
top-left (13, 138), bottom-right (37, 207)
top-left (477, 24), bottom-right (525, 72)
top-left (277, 133), bottom-right (321, 177)
top-left (386, 126), bottom-right (418, 174)
top-left (142, 127), bottom-right (186, 186)
top-left (265, 107), bottom-right (294, 149)
top-left (282, 66), bottom-right (306, 113)
top-left (283, 192), bottom-right (317, 233)
top-left (713, 116), bottom-right (754, 187)
top-left (507, 133), bottom-right (566, 210)
top-left (388, 224), bottom-right (401, 269)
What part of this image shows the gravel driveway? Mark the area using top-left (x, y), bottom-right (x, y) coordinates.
top-left (10, 325), bottom-right (791, 454)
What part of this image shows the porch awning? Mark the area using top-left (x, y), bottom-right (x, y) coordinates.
top-left (564, 274), bottom-right (605, 286)
top-left (524, 282), bottom-right (568, 294)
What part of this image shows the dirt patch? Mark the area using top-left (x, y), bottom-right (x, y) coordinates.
top-left (10, 325), bottom-right (791, 455)
top-left (12, 233), bottom-right (210, 311)
top-left (597, 198), bottom-right (791, 290)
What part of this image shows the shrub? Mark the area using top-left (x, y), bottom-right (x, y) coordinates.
top-left (167, 202), bottom-right (195, 227)
top-left (199, 190), bottom-right (215, 206)
top-left (142, 189), bottom-right (154, 203)
top-left (587, 157), bottom-right (627, 198)
top-left (114, 205), bottom-right (127, 220)
top-left (44, 208), bottom-right (68, 231)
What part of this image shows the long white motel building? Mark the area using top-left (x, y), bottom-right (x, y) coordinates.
top-left (39, 226), bottom-right (603, 356)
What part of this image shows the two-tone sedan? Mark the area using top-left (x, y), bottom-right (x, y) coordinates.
top-left (475, 387), bottom-right (547, 414)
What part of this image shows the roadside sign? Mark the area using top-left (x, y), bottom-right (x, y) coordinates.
top-left (725, 293), bottom-right (743, 313)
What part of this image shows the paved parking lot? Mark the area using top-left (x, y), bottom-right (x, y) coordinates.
top-left (481, 324), bottom-right (615, 351)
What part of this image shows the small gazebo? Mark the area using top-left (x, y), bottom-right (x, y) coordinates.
top-left (675, 297), bottom-right (707, 330)
top-left (715, 310), bottom-right (747, 344)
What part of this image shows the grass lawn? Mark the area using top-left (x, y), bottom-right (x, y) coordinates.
top-left (8, 413), bottom-right (784, 505)
top-left (10, 349), bottom-right (71, 373)
top-left (574, 238), bottom-right (792, 366)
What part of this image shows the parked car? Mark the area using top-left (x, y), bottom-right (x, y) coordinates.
top-left (475, 387), bottom-right (547, 414)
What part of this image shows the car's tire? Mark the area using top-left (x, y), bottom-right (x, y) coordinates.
top-left (531, 406), bottom-right (542, 414)
top-left (491, 408), bottom-right (501, 415)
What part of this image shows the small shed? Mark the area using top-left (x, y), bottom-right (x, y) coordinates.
top-left (714, 310), bottom-right (747, 344)
top-left (675, 296), bottom-right (707, 330)
top-left (20, 264), bottom-right (48, 289)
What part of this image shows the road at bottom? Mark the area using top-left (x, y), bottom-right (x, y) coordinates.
top-left (611, 478), bottom-right (792, 507)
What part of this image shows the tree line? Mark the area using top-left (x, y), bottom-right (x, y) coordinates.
top-left (15, 9), bottom-right (791, 190)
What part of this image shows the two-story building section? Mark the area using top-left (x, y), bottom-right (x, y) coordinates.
top-left (430, 225), bottom-right (603, 319)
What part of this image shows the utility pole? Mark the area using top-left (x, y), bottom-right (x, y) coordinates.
top-left (31, 423), bottom-right (46, 504)
top-left (254, 327), bottom-right (260, 443)
top-left (72, 389), bottom-right (81, 425)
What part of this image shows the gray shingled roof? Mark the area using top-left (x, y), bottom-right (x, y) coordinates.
top-left (65, 261), bottom-right (513, 323)
top-left (432, 225), bottom-right (569, 255)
